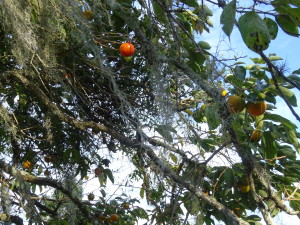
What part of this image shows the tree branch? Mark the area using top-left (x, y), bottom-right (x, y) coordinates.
top-left (11, 70), bottom-right (249, 225)
top-left (259, 51), bottom-right (300, 122)
top-left (0, 160), bottom-right (95, 221)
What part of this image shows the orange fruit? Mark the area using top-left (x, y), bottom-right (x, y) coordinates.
top-left (227, 95), bottom-right (245, 114)
top-left (221, 90), bottom-right (227, 97)
top-left (82, 10), bottom-right (94, 20)
top-left (250, 130), bottom-right (262, 142)
top-left (246, 101), bottom-right (267, 116)
top-left (23, 161), bottom-right (32, 169)
top-left (109, 214), bottom-right (119, 222)
top-left (98, 215), bottom-right (106, 221)
top-left (64, 73), bottom-right (72, 78)
top-left (123, 203), bottom-right (130, 209)
top-left (239, 185), bottom-right (250, 193)
top-left (120, 43), bottom-right (135, 57)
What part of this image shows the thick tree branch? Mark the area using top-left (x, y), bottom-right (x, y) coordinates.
top-left (0, 160), bottom-right (95, 221)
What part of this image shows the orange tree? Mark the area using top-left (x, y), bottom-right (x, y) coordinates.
top-left (0, 0), bottom-right (299, 225)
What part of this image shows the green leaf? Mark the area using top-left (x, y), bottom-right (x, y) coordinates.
top-left (169, 153), bottom-right (178, 164)
top-left (268, 56), bottom-right (283, 61)
top-left (276, 14), bottom-right (299, 37)
top-left (263, 17), bottom-right (278, 39)
top-left (287, 74), bottom-right (300, 86)
top-left (180, 0), bottom-right (199, 8)
top-left (292, 68), bottom-right (300, 74)
top-left (38, 165), bottom-right (43, 175)
top-left (238, 11), bottom-right (271, 52)
top-left (223, 169), bottom-right (234, 188)
top-left (246, 215), bottom-right (262, 222)
top-left (258, 189), bottom-right (268, 198)
top-left (104, 169), bottom-right (114, 183)
top-left (199, 139), bottom-right (214, 152)
top-left (196, 214), bottom-right (205, 225)
top-left (192, 109), bottom-right (205, 123)
top-left (198, 41), bottom-right (211, 50)
top-left (250, 57), bottom-right (265, 64)
top-left (140, 187), bottom-right (145, 199)
top-left (287, 8), bottom-right (300, 26)
top-left (279, 86), bottom-right (298, 107)
top-left (234, 66), bottom-right (246, 80)
top-left (205, 105), bottom-right (221, 130)
top-left (152, 1), bottom-right (167, 24)
top-left (220, 0), bottom-right (236, 37)
top-left (278, 145), bottom-right (296, 160)
top-left (155, 124), bottom-right (176, 143)
top-left (199, 5), bottom-right (213, 17)
top-left (262, 131), bottom-right (278, 160)
top-left (286, 0), bottom-right (300, 7)
top-left (189, 197), bottom-right (200, 215)
top-left (264, 113), bottom-right (297, 129)
top-left (283, 127), bottom-right (300, 154)
top-left (246, 215), bottom-right (261, 223)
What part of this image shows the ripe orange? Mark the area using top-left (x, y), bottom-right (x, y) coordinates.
top-left (123, 203), bottom-right (130, 209)
top-left (64, 73), bottom-right (72, 78)
top-left (98, 215), bottom-right (106, 221)
top-left (227, 95), bottom-right (246, 114)
top-left (246, 101), bottom-right (267, 116)
top-left (250, 130), bottom-right (262, 142)
top-left (82, 10), bottom-right (94, 20)
top-left (109, 214), bottom-right (119, 222)
top-left (239, 185), bottom-right (250, 193)
top-left (23, 161), bottom-right (32, 169)
top-left (120, 43), bottom-right (135, 57)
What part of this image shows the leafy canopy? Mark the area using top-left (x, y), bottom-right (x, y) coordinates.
top-left (0, 0), bottom-right (299, 225)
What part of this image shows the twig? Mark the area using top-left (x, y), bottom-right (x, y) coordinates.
top-left (204, 143), bottom-right (230, 165)
top-left (259, 51), bottom-right (300, 122)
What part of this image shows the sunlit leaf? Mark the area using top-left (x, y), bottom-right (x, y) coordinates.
top-left (238, 11), bottom-right (271, 52)
top-left (276, 15), bottom-right (299, 37)
top-left (169, 153), bottom-right (178, 164)
top-left (263, 17), bottom-right (278, 39)
top-left (279, 86), bottom-right (298, 107)
top-left (205, 105), bottom-right (221, 130)
top-left (220, 0), bottom-right (236, 37)
top-left (264, 113), bottom-right (297, 129)
top-left (234, 66), bottom-right (246, 80)
top-left (262, 131), bottom-right (278, 160)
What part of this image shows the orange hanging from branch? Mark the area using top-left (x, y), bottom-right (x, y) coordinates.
top-left (120, 43), bottom-right (135, 57)
top-left (246, 101), bottom-right (267, 116)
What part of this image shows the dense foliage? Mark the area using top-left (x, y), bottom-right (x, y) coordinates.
top-left (0, 0), bottom-right (299, 225)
